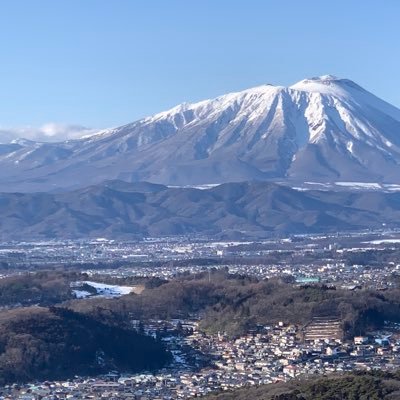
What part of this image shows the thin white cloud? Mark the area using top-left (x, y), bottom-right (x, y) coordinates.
top-left (0, 123), bottom-right (98, 143)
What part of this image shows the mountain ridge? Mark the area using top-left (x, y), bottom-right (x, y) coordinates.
top-left (1, 75), bottom-right (400, 192)
top-left (1, 179), bottom-right (400, 240)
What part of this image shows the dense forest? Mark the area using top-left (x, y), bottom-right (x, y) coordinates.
top-left (203, 371), bottom-right (400, 400)
top-left (0, 271), bottom-right (81, 307)
top-left (0, 305), bottom-right (170, 384)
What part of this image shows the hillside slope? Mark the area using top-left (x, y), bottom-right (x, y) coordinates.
top-left (1, 180), bottom-right (400, 240)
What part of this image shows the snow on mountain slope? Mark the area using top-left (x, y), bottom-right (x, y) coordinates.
top-left (0, 75), bottom-right (400, 192)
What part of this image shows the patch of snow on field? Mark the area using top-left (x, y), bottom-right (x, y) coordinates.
top-left (365, 239), bottom-right (400, 245)
top-left (72, 289), bottom-right (91, 299)
top-left (72, 281), bottom-right (133, 298)
top-left (335, 182), bottom-right (382, 189)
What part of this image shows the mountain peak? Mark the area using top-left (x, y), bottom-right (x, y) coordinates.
top-left (290, 74), bottom-right (365, 96)
top-left (303, 74), bottom-right (340, 82)
top-left (294, 74), bottom-right (344, 84)
top-left (315, 74), bottom-right (339, 80)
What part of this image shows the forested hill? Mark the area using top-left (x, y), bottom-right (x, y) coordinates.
top-left (68, 271), bottom-right (400, 338)
top-left (0, 306), bottom-right (170, 384)
top-left (203, 371), bottom-right (400, 400)
top-left (2, 180), bottom-right (400, 240)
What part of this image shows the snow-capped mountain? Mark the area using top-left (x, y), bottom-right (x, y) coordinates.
top-left (1, 75), bottom-right (400, 192)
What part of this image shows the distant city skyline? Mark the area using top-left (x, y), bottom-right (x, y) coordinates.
top-left (0, 0), bottom-right (399, 141)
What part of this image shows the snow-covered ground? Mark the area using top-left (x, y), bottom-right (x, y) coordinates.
top-left (168, 184), bottom-right (220, 190)
top-left (71, 281), bottom-right (134, 298)
top-left (71, 289), bottom-right (92, 299)
top-left (335, 182), bottom-right (383, 189)
top-left (364, 239), bottom-right (400, 245)
top-left (289, 182), bottom-right (400, 192)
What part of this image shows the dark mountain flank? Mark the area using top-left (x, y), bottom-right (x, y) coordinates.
top-left (1, 180), bottom-right (400, 240)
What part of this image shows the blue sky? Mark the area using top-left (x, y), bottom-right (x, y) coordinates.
top-left (0, 0), bottom-right (399, 140)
